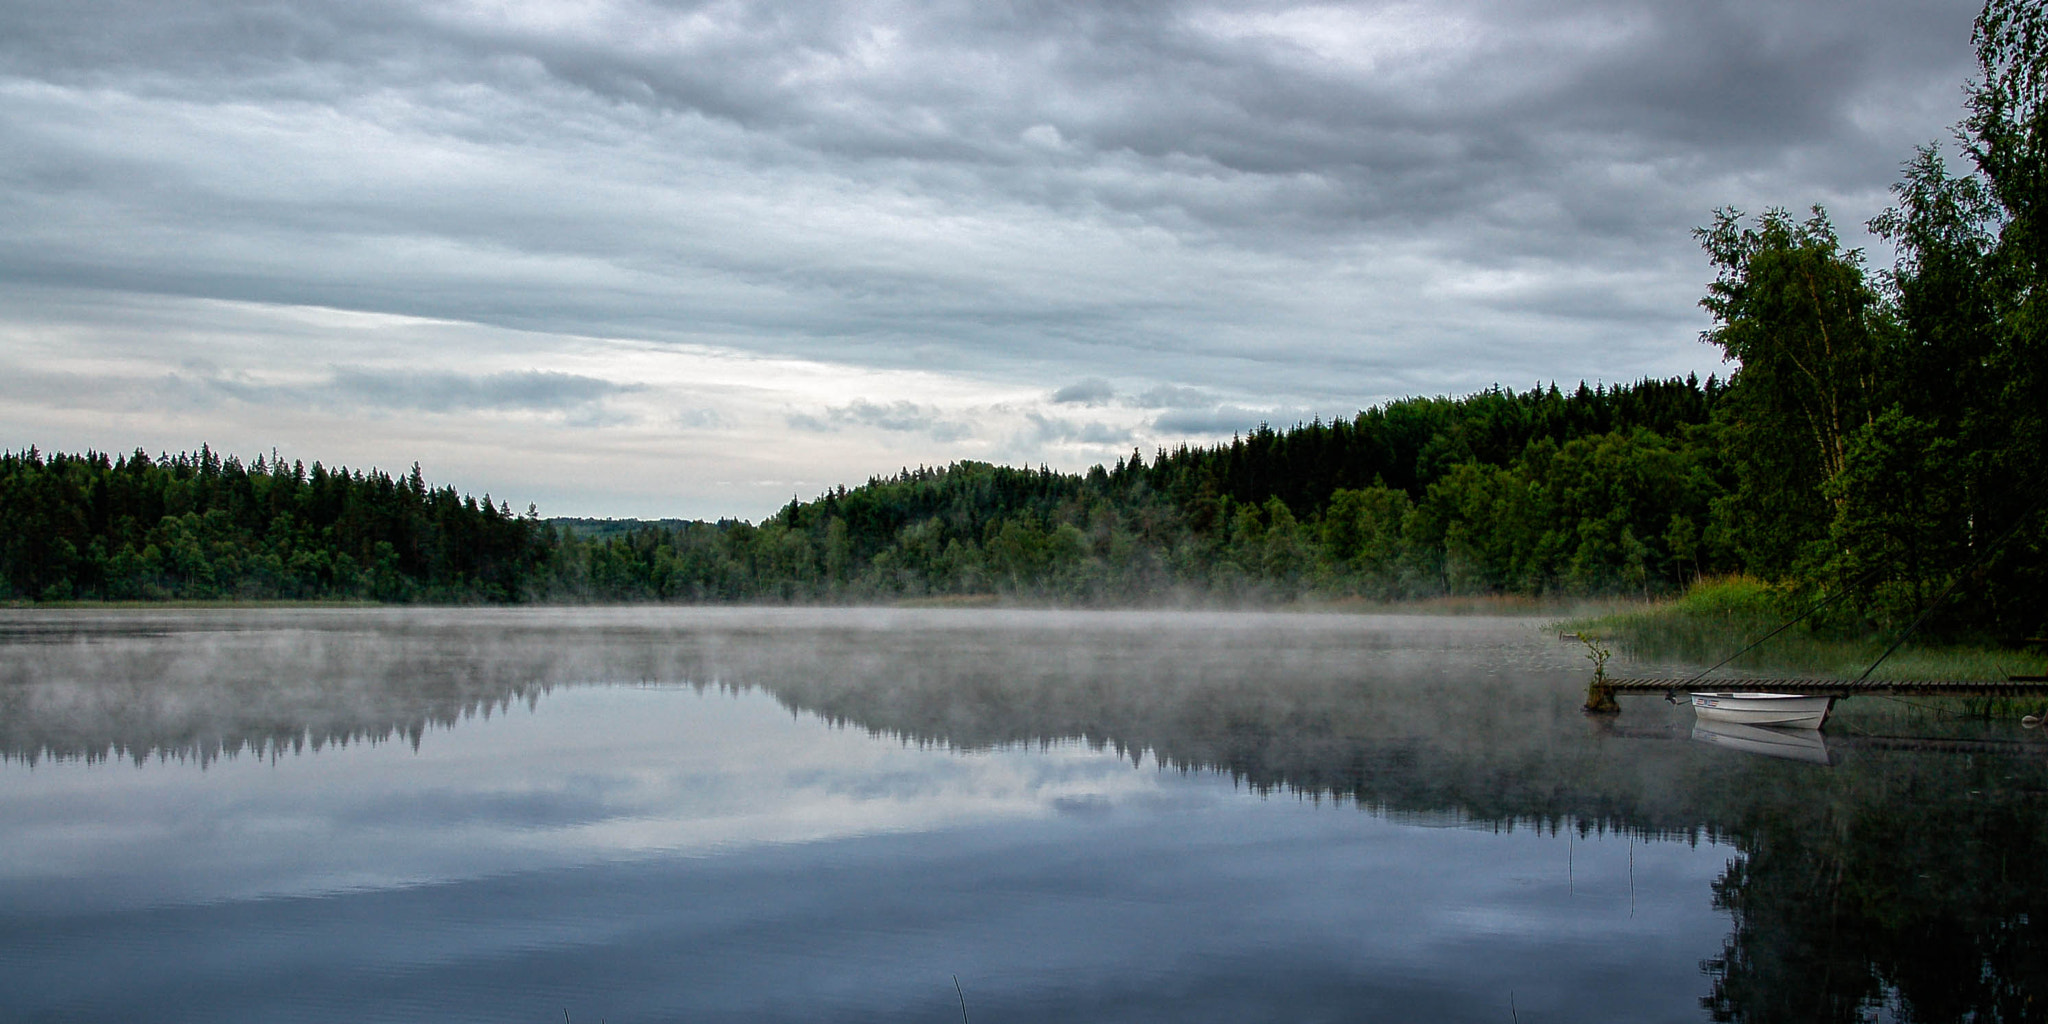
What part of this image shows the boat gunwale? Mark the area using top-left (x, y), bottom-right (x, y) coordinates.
top-left (1689, 691), bottom-right (1839, 701)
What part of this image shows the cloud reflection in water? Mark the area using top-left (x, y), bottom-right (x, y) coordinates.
top-left (0, 609), bottom-right (1791, 1022)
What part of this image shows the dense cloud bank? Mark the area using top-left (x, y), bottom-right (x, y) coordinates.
top-left (0, 0), bottom-right (1983, 515)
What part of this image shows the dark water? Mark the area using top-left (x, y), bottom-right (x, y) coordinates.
top-left (0, 608), bottom-right (2042, 1023)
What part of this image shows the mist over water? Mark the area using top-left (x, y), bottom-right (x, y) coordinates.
top-left (1, 608), bottom-right (2042, 1022)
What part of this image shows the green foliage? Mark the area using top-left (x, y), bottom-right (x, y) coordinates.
top-left (1823, 409), bottom-right (1965, 624)
top-left (1697, 207), bottom-right (1890, 579)
top-left (1669, 574), bottom-right (1792, 621)
top-left (0, 377), bottom-right (1743, 608)
top-left (525, 384), bottom-right (1737, 606)
top-left (1869, 0), bottom-right (2048, 640)
top-left (1661, 1), bottom-right (2048, 643)
top-left (1568, 574), bottom-right (2048, 683)
top-left (0, 447), bottom-right (546, 603)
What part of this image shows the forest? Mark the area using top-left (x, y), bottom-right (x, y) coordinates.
top-left (0, 377), bottom-right (1734, 606)
top-left (2, 0), bottom-right (2044, 641)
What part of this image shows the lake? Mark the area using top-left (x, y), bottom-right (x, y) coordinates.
top-left (1, 608), bottom-right (2041, 1022)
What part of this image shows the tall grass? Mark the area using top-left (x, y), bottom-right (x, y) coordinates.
top-left (1561, 575), bottom-right (2048, 683)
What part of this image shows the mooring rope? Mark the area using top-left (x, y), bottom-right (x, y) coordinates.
top-left (1675, 566), bottom-right (1883, 687)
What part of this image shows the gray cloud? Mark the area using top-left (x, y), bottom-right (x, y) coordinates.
top-left (671, 407), bottom-right (725, 430)
top-left (1152, 405), bottom-right (1308, 437)
top-left (1050, 378), bottom-right (1115, 405)
top-left (1133, 385), bottom-right (1215, 409)
top-left (0, 0), bottom-right (1991, 511)
top-left (1021, 412), bottom-right (1131, 446)
top-left (789, 400), bottom-right (975, 443)
top-left (326, 369), bottom-right (636, 414)
top-left (143, 365), bottom-right (641, 423)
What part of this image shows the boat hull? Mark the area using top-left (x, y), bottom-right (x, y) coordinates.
top-left (1690, 692), bottom-right (1836, 729)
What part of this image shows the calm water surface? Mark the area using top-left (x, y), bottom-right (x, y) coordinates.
top-left (0, 608), bottom-right (2042, 1022)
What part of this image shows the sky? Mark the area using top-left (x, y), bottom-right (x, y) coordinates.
top-left (0, 0), bottom-right (1988, 519)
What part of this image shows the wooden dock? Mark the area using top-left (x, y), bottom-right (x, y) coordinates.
top-left (1584, 676), bottom-right (2048, 712)
top-left (1604, 677), bottom-right (2048, 696)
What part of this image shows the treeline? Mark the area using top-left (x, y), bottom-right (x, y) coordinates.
top-left (740, 375), bottom-right (1730, 603)
top-left (0, 374), bottom-right (1735, 607)
top-left (0, 447), bottom-right (546, 603)
top-left (4, 0), bottom-right (2044, 640)
top-left (0, 369), bottom-right (1748, 606)
top-left (0, 344), bottom-right (2030, 632)
top-left (0, 377), bottom-right (1727, 607)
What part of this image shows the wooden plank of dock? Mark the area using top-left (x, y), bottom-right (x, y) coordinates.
top-left (1601, 677), bottom-right (2048, 696)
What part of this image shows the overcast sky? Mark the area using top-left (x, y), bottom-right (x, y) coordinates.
top-left (0, 0), bottom-right (1986, 518)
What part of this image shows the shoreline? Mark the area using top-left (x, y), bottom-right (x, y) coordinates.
top-left (1558, 584), bottom-right (2048, 685)
top-left (4, 593), bottom-right (1624, 617)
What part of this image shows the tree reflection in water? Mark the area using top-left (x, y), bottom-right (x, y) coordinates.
top-left (4, 607), bottom-right (2043, 1022)
top-left (1700, 735), bottom-right (2047, 1023)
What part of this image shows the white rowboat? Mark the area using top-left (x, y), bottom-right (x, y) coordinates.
top-left (1689, 692), bottom-right (1836, 729)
